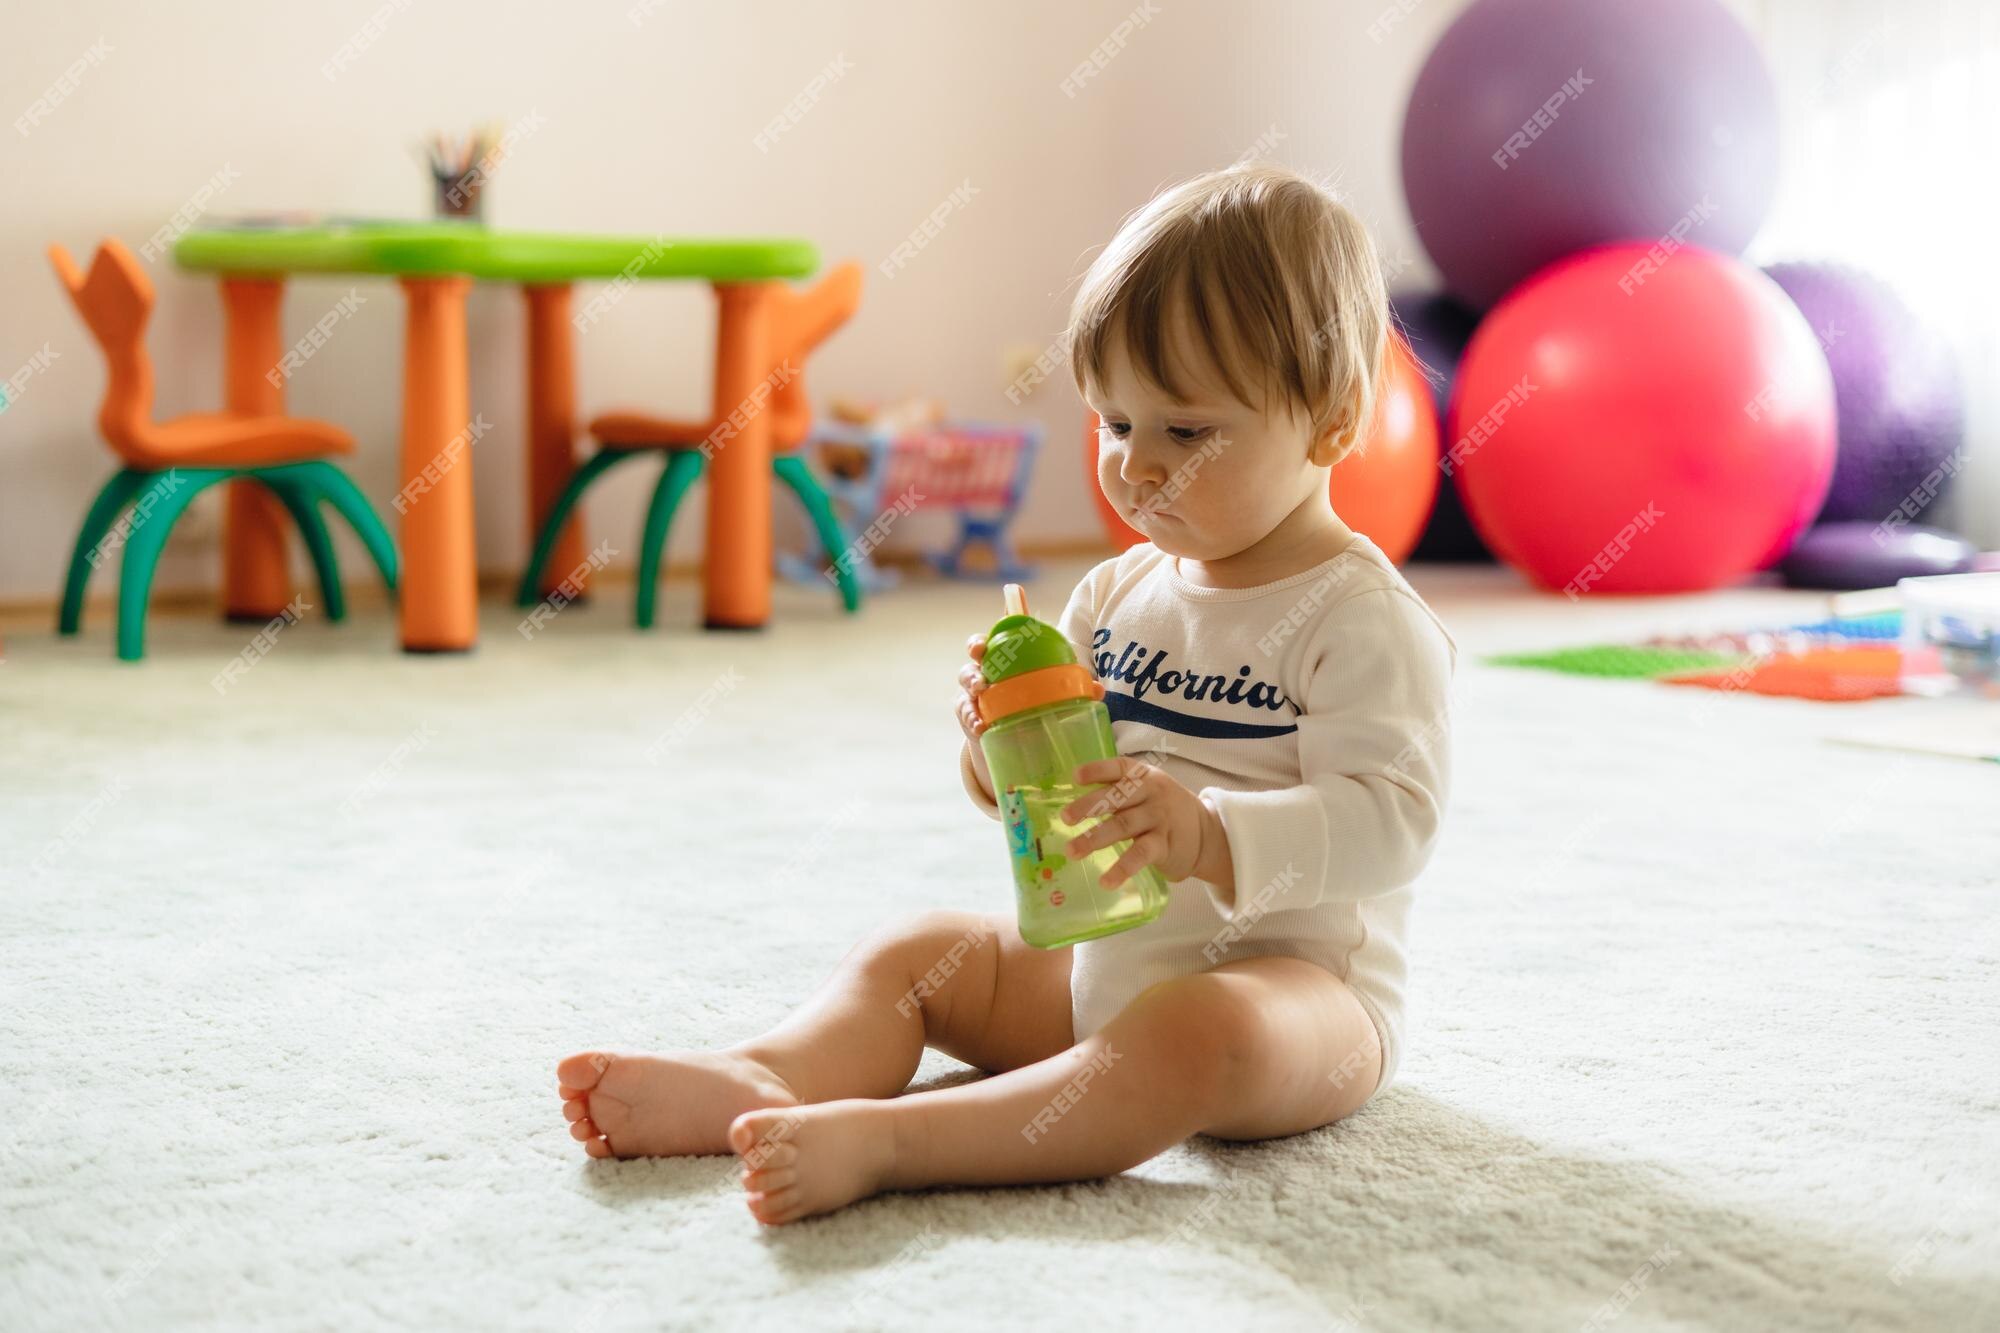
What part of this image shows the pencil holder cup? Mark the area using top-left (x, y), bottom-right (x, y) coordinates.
top-left (432, 169), bottom-right (485, 222)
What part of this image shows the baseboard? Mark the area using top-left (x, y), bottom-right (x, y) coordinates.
top-left (0, 538), bottom-right (1117, 628)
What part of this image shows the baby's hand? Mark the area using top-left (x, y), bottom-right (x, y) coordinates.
top-left (1061, 758), bottom-right (1233, 891)
top-left (956, 635), bottom-right (997, 796)
top-left (956, 635), bottom-right (990, 742)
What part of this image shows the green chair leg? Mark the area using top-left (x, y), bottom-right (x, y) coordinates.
top-left (516, 450), bottom-right (643, 608)
top-left (60, 467), bottom-right (152, 635)
top-left (261, 478), bottom-right (345, 623)
top-left (115, 470), bottom-right (232, 662)
top-left (635, 450), bottom-right (706, 630)
top-left (774, 454), bottom-right (861, 614)
top-left (289, 461), bottom-right (399, 594)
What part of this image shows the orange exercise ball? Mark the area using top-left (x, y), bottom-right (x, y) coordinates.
top-left (1333, 335), bottom-right (1441, 563)
top-left (1084, 335), bottom-right (1441, 562)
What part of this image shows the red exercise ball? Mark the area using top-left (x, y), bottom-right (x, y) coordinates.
top-left (1085, 335), bottom-right (1441, 563)
top-left (1450, 244), bottom-right (1835, 594)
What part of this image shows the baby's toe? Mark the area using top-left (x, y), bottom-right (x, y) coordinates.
top-left (729, 1109), bottom-right (802, 1160)
top-left (739, 1136), bottom-right (800, 1174)
top-left (569, 1116), bottom-right (601, 1143)
top-left (582, 1093), bottom-right (633, 1140)
top-left (558, 1084), bottom-right (585, 1102)
top-left (584, 1136), bottom-right (612, 1158)
top-left (741, 1164), bottom-right (797, 1195)
top-left (562, 1098), bottom-right (588, 1124)
top-left (747, 1187), bottom-right (803, 1225)
top-left (556, 1051), bottom-right (616, 1093)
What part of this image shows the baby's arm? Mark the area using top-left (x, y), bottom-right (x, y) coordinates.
top-left (1198, 587), bottom-right (1453, 914)
top-left (1064, 586), bottom-right (1451, 910)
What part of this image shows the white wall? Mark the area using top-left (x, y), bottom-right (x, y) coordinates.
top-left (4, 0), bottom-right (1983, 605)
top-left (1742, 0), bottom-right (1999, 547)
top-left (0, 0), bottom-right (1458, 603)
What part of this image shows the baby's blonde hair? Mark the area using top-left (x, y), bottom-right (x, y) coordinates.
top-left (1069, 164), bottom-right (1388, 461)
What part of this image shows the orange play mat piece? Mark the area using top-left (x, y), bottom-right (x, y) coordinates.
top-left (1662, 647), bottom-right (1905, 702)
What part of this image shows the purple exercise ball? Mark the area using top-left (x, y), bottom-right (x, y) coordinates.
top-left (1763, 262), bottom-right (1965, 525)
top-left (1401, 0), bottom-right (1780, 309)
top-left (1391, 291), bottom-right (1493, 563)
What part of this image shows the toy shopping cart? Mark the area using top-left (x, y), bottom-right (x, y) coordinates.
top-left (781, 419), bottom-right (1042, 589)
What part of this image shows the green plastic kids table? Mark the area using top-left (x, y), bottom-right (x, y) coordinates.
top-left (175, 223), bottom-right (818, 650)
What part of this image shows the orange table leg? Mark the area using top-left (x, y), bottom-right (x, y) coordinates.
top-left (219, 278), bottom-right (295, 621)
top-left (704, 282), bottom-right (781, 629)
top-left (523, 283), bottom-right (586, 598)
top-left (396, 276), bottom-right (479, 652)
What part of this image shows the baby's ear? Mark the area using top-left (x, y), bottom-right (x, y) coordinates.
top-left (1308, 380), bottom-right (1375, 467)
top-left (1308, 417), bottom-right (1357, 468)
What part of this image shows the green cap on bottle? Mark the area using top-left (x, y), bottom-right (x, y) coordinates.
top-left (981, 585), bottom-right (1076, 683)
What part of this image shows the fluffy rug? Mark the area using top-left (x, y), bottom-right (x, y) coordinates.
top-left (3, 563), bottom-right (1996, 1331)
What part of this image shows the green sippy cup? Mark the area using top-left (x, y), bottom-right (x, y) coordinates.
top-left (977, 584), bottom-right (1169, 948)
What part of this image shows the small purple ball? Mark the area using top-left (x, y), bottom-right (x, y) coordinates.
top-left (1764, 262), bottom-right (1965, 525)
top-left (1780, 521), bottom-right (1974, 591)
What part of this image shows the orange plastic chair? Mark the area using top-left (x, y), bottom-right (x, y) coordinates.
top-left (516, 263), bottom-right (864, 627)
top-left (50, 239), bottom-right (397, 659)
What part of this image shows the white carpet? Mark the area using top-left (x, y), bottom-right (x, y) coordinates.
top-left (3, 563), bottom-right (1997, 1332)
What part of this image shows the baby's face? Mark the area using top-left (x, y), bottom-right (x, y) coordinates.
top-left (1084, 317), bottom-right (1326, 563)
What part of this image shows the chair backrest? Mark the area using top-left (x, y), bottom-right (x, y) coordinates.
top-left (48, 239), bottom-right (156, 463)
top-left (769, 262), bottom-right (863, 452)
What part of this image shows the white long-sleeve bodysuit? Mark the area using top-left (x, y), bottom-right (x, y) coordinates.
top-left (963, 537), bottom-right (1454, 1096)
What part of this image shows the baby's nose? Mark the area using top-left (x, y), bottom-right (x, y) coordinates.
top-left (1119, 447), bottom-right (1166, 486)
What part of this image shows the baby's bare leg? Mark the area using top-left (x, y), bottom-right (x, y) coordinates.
top-left (730, 957), bottom-right (1380, 1224)
top-left (737, 909), bottom-right (1075, 1097)
top-left (558, 910), bottom-right (1072, 1158)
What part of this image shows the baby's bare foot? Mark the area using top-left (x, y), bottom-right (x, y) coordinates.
top-left (729, 1101), bottom-right (901, 1225)
top-left (556, 1049), bottom-right (799, 1159)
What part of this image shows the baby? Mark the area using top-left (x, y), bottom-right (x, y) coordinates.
top-left (556, 163), bottom-right (1454, 1225)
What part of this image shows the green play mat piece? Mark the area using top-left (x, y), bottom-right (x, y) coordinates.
top-left (174, 224), bottom-right (818, 283)
top-left (1486, 644), bottom-right (1747, 679)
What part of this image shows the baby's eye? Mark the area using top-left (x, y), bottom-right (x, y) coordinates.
top-left (1166, 425), bottom-right (1213, 444)
top-left (1099, 420), bottom-right (1132, 439)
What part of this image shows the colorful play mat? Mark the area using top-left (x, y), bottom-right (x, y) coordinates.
top-left (1489, 613), bottom-right (1909, 702)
